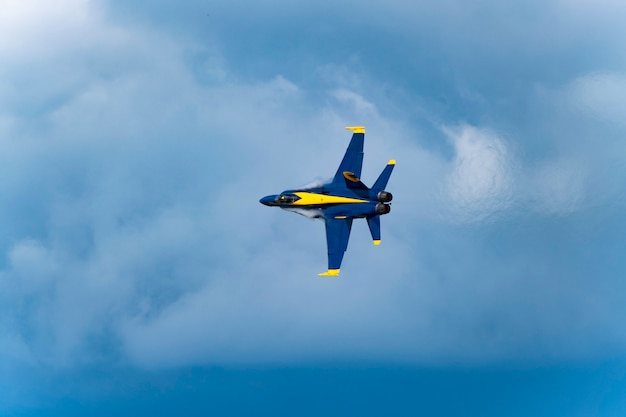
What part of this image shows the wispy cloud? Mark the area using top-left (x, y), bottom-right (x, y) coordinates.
top-left (566, 72), bottom-right (626, 128)
top-left (443, 125), bottom-right (516, 222)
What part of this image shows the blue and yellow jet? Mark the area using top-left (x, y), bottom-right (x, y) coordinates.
top-left (260, 126), bottom-right (395, 276)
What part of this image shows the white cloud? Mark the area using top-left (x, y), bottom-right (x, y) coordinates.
top-left (566, 72), bottom-right (626, 128)
top-left (0, 0), bottom-right (93, 58)
top-left (444, 125), bottom-right (515, 222)
top-left (526, 158), bottom-right (587, 215)
top-left (332, 89), bottom-right (378, 116)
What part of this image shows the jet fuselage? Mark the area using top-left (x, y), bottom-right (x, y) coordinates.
top-left (260, 126), bottom-right (394, 276)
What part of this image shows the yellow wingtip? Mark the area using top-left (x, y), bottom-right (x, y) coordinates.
top-left (345, 126), bottom-right (366, 134)
top-left (318, 269), bottom-right (340, 277)
top-left (373, 240), bottom-right (381, 245)
top-left (388, 159), bottom-right (396, 165)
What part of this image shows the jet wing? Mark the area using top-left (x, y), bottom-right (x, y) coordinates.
top-left (318, 216), bottom-right (353, 276)
top-left (332, 127), bottom-right (365, 185)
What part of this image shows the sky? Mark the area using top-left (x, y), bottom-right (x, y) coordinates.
top-left (2, 0), bottom-right (626, 415)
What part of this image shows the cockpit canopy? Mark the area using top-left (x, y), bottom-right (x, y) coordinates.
top-left (276, 193), bottom-right (300, 204)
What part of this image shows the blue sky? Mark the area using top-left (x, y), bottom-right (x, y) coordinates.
top-left (2, 0), bottom-right (626, 415)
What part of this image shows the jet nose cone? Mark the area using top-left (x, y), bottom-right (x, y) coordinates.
top-left (260, 195), bottom-right (277, 206)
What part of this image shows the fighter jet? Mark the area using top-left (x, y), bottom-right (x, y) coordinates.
top-left (260, 127), bottom-right (395, 276)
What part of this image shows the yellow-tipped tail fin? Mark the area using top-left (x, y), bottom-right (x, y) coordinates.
top-left (345, 126), bottom-right (365, 134)
top-left (373, 240), bottom-right (381, 245)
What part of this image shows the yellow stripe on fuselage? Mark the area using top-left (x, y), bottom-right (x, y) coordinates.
top-left (292, 192), bottom-right (368, 206)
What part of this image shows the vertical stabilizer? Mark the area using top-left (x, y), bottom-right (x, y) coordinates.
top-left (372, 160), bottom-right (396, 191)
top-left (367, 215), bottom-right (381, 245)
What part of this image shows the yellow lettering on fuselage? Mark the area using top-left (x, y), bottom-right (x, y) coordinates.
top-left (291, 192), bottom-right (368, 206)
